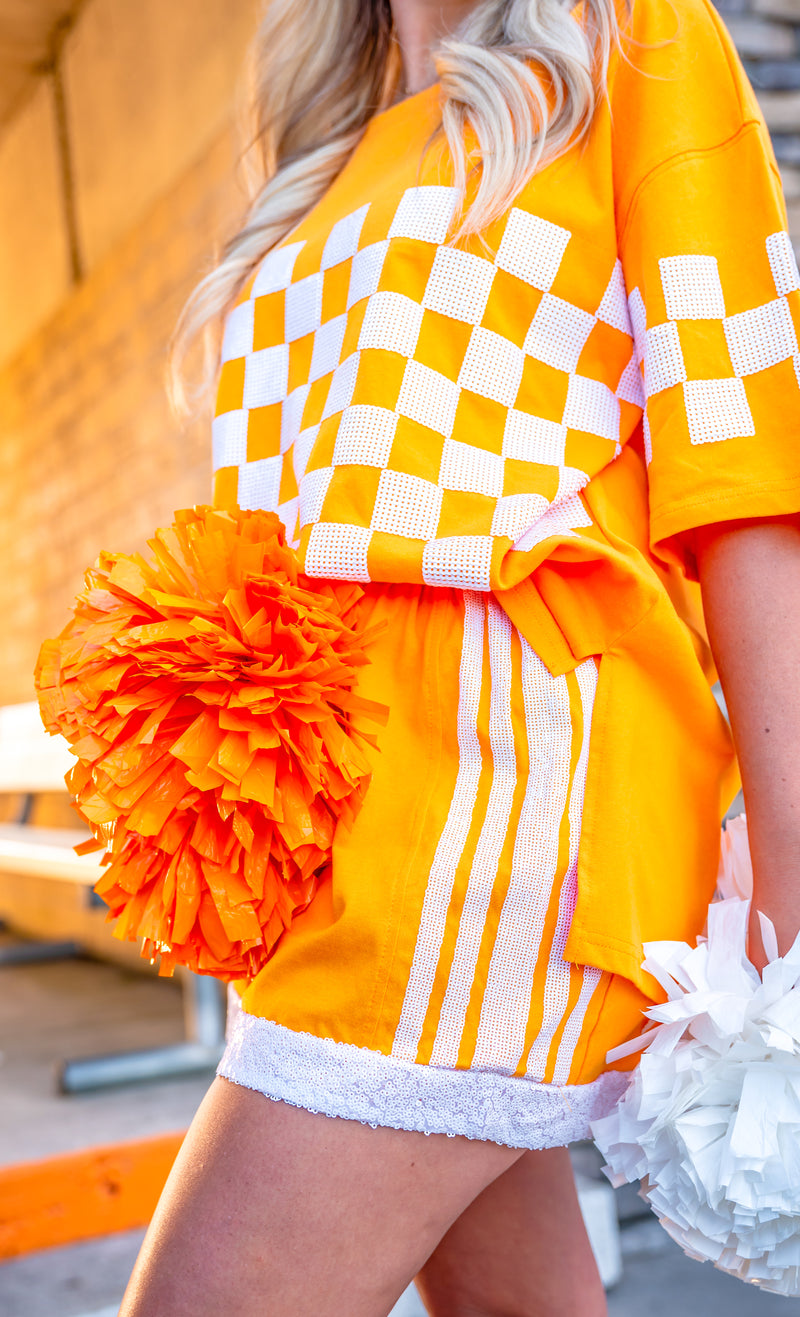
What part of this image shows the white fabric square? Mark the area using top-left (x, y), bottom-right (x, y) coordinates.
top-left (495, 209), bottom-right (571, 292)
top-left (660, 255), bottom-right (725, 320)
top-left (221, 299), bottom-right (254, 363)
top-left (333, 405), bottom-right (397, 467)
top-left (280, 384), bottom-right (310, 454)
top-left (502, 410), bottom-right (567, 465)
top-left (212, 409), bottom-right (248, 469)
top-left (642, 411), bottom-right (653, 465)
top-left (512, 492), bottom-right (592, 552)
top-left (323, 352), bottom-right (359, 419)
top-left (421, 535), bottom-right (493, 589)
top-left (285, 271), bottom-right (323, 341)
top-left (292, 424), bottom-right (320, 484)
top-left (562, 374), bottom-right (620, 441)
top-left (556, 465), bottom-right (590, 499)
top-left (724, 297), bottom-right (798, 376)
top-left (309, 313), bottom-right (347, 382)
top-left (303, 523), bottom-right (372, 583)
top-left (767, 231), bottom-right (800, 297)
top-left (627, 286), bottom-right (647, 361)
top-left (299, 464), bottom-right (335, 526)
top-left (388, 185), bottom-right (457, 244)
top-left (644, 321), bottom-right (687, 396)
top-left (397, 360), bottom-right (460, 437)
top-left (252, 241), bottom-right (304, 298)
top-left (371, 469), bottom-right (443, 540)
top-left (348, 240), bottom-right (390, 307)
top-left (459, 327), bottom-right (523, 407)
top-left (359, 291), bottom-right (424, 356)
top-left (243, 344), bottom-right (290, 409)
top-left (683, 377), bottom-right (755, 444)
top-left (616, 353), bottom-right (645, 409)
top-left (321, 204), bottom-right (370, 270)
top-left (237, 455), bottom-right (283, 512)
top-left (278, 496), bottom-right (300, 548)
top-left (422, 246), bottom-right (495, 324)
top-left (523, 294), bottom-right (595, 373)
top-left (439, 438), bottom-right (504, 498)
top-left (490, 492), bottom-right (549, 540)
top-left (596, 260), bottom-right (631, 334)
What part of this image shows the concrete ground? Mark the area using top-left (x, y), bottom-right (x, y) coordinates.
top-left (2, 943), bottom-right (800, 1317)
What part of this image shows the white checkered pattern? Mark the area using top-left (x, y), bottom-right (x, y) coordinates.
top-left (635, 231), bottom-right (800, 447)
top-left (660, 255), bottom-right (726, 320)
top-left (333, 405), bottom-right (397, 467)
top-left (216, 176), bottom-right (800, 583)
top-left (397, 360), bottom-right (461, 437)
top-left (322, 204), bottom-right (369, 270)
top-left (388, 186), bottom-right (457, 243)
top-left (285, 272), bottom-right (323, 342)
top-left (372, 469), bottom-right (443, 540)
top-left (423, 246), bottom-right (496, 324)
top-left (459, 327), bottom-right (524, 407)
top-left (523, 294), bottom-right (595, 373)
top-left (359, 292), bottom-right (424, 356)
top-left (502, 411), bottom-right (567, 466)
top-left (243, 345), bottom-right (289, 409)
top-left (495, 209), bottom-right (571, 291)
top-left (440, 438), bottom-right (505, 498)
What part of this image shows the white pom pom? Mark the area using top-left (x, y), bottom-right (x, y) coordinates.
top-left (592, 815), bottom-right (800, 1297)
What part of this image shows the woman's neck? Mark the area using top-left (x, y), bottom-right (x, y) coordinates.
top-left (389, 0), bottom-right (481, 93)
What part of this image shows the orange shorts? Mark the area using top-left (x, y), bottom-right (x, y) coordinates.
top-left (219, 584), bottom-right (648, 1148)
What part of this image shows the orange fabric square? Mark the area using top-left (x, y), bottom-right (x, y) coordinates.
top-left (246, 405), bottom-right (282, 461)
top-left (215, 358), bottom-right (245, 416)
top-left (288, 335), bottom-right (315, 394)
top-left (350, 349), bottom-right (405, 410)
top-left (450, 392), bottom-right (507, 454)
top-left (253, 292), bottom-right (285, 351)
top-left (481, 270), bottom-right (542, 348)
top-left (564, 431), bottom-right (617, 478)
top-left (414, 310), bottom-right (473, 382)
top-left (502, 459), bottom-right (560, 501)
top-left (387, 416), bottom-right (445, 484)
top-left (437, 488), bottom-right (495, 539)
top-left (323, 466), bottom-right (382, 528)
top-left (378, 241), bottom-right (436, 303)
top-left (677, 321), bottom-right (734, 381)
top-left (212, 466), bottom-right (239, 510)
top-left (367, 531), bottom-right (426, 583)
top-left (578, 320), bottom-right (632, 387)
top-left (322, 262), bottom-right (352, 323)
top-left (516, 358), bottom-right (569, 425)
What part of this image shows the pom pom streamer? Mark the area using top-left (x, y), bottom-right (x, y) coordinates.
top-left (592, 813), bottom-right (800, 1296)
top-left (34, 506), bottom-right (386, 980)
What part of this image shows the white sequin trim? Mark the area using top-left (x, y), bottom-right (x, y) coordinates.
top-left (218, 1000), bottom-right (628, 1150)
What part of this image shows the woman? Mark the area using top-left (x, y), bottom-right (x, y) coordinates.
top-left (120, 0), bottom-right (800, 1312)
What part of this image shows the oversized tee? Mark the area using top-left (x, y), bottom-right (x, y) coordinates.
top-left (212, 0), bottom-right (800, 996)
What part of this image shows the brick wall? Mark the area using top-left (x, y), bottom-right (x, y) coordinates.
top-left (0, 124), bottom-right (246, 703)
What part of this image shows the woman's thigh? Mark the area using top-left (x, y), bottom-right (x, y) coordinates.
top-left (119, 1076), bottom-right (523, 1317)
top-left (416, 1147), bottom-right (607, 1317)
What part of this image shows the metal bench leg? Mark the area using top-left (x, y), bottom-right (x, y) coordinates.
top-left (58, 973), bottom-right (227, 1094)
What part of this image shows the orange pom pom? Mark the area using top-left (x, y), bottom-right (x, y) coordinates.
top-left (34, 507), bottom-right (386, 980)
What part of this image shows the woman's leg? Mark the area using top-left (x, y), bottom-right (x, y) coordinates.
top-left (415, 1147), bottom-right (607, 1317)
top-left (119, 1076), bottom-right (524, 1317)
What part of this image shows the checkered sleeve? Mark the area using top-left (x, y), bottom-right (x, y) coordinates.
top-left (620, 114), bottom-right (800, 576)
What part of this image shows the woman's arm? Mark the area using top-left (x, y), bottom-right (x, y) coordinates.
top-left (695, 513), bottom-right (800, 971)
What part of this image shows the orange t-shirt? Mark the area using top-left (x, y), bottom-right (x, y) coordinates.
top-left (212, 0), bottom-right (800, 995)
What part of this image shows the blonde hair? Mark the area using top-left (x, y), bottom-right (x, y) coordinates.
top-left (172, 0), bottom-right (623, 409)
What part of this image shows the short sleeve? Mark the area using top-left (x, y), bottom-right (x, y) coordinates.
top-left (614, 0), bottom-right (800, 575)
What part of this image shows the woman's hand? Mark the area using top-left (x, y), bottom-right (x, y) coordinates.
top-left (696, 513), bottom-right (800, 975)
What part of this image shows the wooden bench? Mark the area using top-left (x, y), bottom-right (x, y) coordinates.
top-left (0, 701), bottom-right (226, 1091)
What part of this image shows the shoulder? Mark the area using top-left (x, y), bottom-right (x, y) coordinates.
top-left (609, 0), bottom-right (765, 206)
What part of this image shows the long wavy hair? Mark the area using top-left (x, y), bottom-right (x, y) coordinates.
top-left (171, 0), bottom-right (624, 408)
